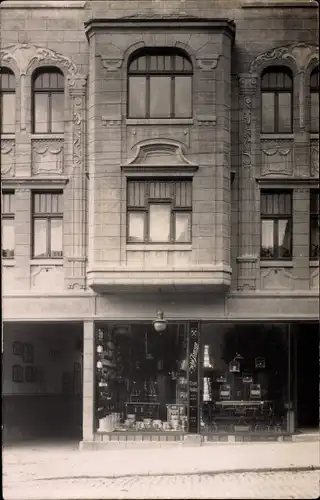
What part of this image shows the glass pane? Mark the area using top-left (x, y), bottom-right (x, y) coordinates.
top-left (137, 56), bottom-right (146, 72)
top-left (1, 219), bottom-right (14, 258)
top-left (34, 93), bottom-right (49, 133)
top-left (50, 219), bottom-right (63, 257)
top-left (174, 212), bottom-right (191, 242)
top-left (278, 93), bottom-right (292, 133)
top-left (174, 76), bottom-right (192, 118)
top-left (310, 191), bottom-right (320, 214)
top-left (1, 192), bottom-right (14, 214)
top-left (128, 212), bottom-right (145, 242)
top-left (278, 219), bottom-right (291, 258)
top-left (1, 93), bottom-right (15, 133)
top-left (51, 93), bottom-right (64, 133)
top-left (311, 92), bottom-right (319, 133)
top-left (149, 204), bottom-right (171, 242)
top-left (33, 219), bottom-right (47, 258)
top-left (95, 323), bottom-right (188, 433)
top-left (128, 77), bottom-right (147, 118)
top-left (310, 217), bottom-right (320, 259)
top-left (149, 77), bottom-right (171, 118)
top-left (261, 219), bottom-right (275, 258)
top-left (200, 322), bottom-right (290, 434)
top-left (261, 93), bottom-right (275, 133)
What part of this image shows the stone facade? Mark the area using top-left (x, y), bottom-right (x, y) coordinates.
top-left (1, 0), bottom-right (319, 440)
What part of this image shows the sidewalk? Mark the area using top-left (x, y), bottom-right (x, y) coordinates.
top-left (3, 441), bottom-right (320, 480)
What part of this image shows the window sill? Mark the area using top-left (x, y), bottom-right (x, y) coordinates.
top-left (126, 118), bottom-right (194, 126)
top-left (30, 258), bottom-right (64, 265)
top-left (31, 134), bottom-right (64, 140)
top-left (126, 243), bottom-right (192, 251)
top-left (260, 260), bottom-right (293, 267)
top-left (1, 134), bottom-right (15, 140)
top-left (310, 133), bottom-right (319, 140)
top-left (2, 259), bottom-right (15, 267)
top-left (260, 134), bottom-right (294, 140)
top-left (309, 260), bottom-right (319, 267)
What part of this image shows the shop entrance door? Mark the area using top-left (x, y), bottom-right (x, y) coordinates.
top-left (296, 323), bottom-right (319, 430)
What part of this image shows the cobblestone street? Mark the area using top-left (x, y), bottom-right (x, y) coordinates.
top-left (3, 441), bottom-right (320, 499)
top-left (4, 470), bottom-right (320, 499)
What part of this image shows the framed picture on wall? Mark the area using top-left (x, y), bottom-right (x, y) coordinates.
top-left (12, 341), bottom-right (23, 356)
top-left (12, 364), bottom-right (24, 383)
top-left (25, 365), bottom-right (37, 383)
top-left (22, 343), bottom-right (34, 363)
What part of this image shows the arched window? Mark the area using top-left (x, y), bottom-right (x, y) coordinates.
top-left (310, 68), bottom-right (319, 133)
top-left (32, 68), bottom-right (64, 133)
top-left (261, 67), bottom-right (293, 134)
top-left (0, 68), bottom-right (16, 134)
top-left (128, 49), bottom-right (193, 119)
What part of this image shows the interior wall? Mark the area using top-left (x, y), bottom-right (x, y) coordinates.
top-left (3, 322), bottom-right (82, 395)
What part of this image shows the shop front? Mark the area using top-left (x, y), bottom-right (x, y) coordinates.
top-left (93, 320), bottom-right (318, 442)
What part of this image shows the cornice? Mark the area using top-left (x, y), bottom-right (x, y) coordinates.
top-left (0, 1), bottom-right (86, 8)
top-left (85, 18), bottom-right (236, 42)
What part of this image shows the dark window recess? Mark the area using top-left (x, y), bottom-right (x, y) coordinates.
top-left (261, 67), bottom-right (293, 134)
top-left (1, 191), bottom-right (15, 258)
top-left (32, 191), bottom-right (63, 258)
top-left (310, 190), bottom-right (320, 260)
top-left (0, 67), bottom-right (16, 134)
top-left (32, 68), bottom-right (64, 134)
top-left (128, 50), bottom-right (193, 119)
top-left (310, 68), bottom-right (319, 134)
top-left (127, 179), bottom-right (192, 244)
top-left (260, 191), bottom-right (292, 260)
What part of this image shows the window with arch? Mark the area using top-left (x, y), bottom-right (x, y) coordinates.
top-left (128, 49), bottom-right (193, 119)
top-left (310, 68), bottom-right (319, 133)
top-left (261, 67), bottom-right (293, 134)
top-left (32, 67), bottom-right (64, 133)
top-left (0, 68), bottom-right (16, 134)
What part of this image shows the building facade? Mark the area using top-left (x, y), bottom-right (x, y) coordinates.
top-left (1, 0), bottom-right (319, 445)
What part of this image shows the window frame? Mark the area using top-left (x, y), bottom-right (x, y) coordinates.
top-left (310, 190), bottom-right (320, 260)
top-left (261, 68), bottom-right (293, 134)
top-left (126, 180), bottom-right (192, 244)
top-left (32, 191), bottom-right (63, 259)
top-left (127, 50), bottom-right (193, 119)
top-left (310, 68), bottom-right (319, 134)
top-left (1, 190), bottom-right (15, 259)
top-left (260, 190), bottom-right (293, 261)
top-left (32, 68), bottom-right (64, 134)
top-left (0, 68), bottom-right (16, 135)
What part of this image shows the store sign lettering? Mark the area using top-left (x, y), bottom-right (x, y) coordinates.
top-left (189, 341), bottom-right (199, 374)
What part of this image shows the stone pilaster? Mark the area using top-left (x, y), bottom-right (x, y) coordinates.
top-left (80, 320), bottom-right (96, 444)
top-left (237, 74), bottom-right (259, 291)
top-left (65, 76), bottom-right (87, 290)
top-left (14, 188), bottom-right (32, 291)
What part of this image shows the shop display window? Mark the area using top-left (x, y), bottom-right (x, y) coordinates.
top-left (95, 322), bottom-right (188, 433)
top-left (200, 323), bottom-right (291, 434)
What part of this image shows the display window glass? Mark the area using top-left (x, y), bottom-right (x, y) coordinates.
top-left (200, 323), bottom-right (291, 434)
top-left (95, 322), bottom-right (188, 433)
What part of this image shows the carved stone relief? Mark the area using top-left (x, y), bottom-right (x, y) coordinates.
top-left (0, 43), bottom-right (80, 79)
top-left (260, 140), bottom-right (293, 176)
top-left (310, 268), bottom-right (319, 289)
top-left (30, 266), bottom-right (64, 291)
top-left (1, 140), bottom-right (15, 177)
top-left (31, 139), bottom-right (64, 175)
top-left (250, 43), bottom-right (319, 74)
top-left (261, 268), bottom-right (296, 290)
top-left (99, 44), bottom-right (123, 72)
top-left (102, 117), bottom-right (122, 127)
top-left (127, 127), bottom-right (190, 152)
top-left (126, 139), bottom-right (197, 169)
top-left (196, 43), bottom-right (220, 71)
top-left (311, 140), bottom-right (319, 177)
top-left (197, 118), bottom-right (216, 127)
